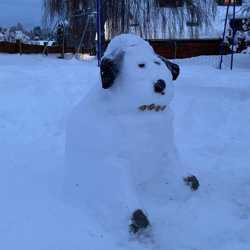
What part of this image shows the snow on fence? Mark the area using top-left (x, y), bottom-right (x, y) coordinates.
top-left (0, 39), bottom-right (229, 58)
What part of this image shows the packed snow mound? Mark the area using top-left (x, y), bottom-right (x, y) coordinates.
top-left (64, 34), bottom-right (189, 243)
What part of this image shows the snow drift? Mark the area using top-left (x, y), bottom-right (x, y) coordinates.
top-left (1, 51), bottom-right (250, 250)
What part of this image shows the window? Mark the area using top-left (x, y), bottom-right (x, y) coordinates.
top-left (217, 0), bottom-right (242, 6)
top-left (158, 0), bottom-right (184, 8)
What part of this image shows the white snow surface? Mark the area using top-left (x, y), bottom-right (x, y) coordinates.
top-left (1, 51), bottom-right (250, 250)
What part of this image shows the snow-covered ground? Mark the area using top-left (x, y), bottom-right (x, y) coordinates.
top-left (0, 53), bottom-right (250, 250)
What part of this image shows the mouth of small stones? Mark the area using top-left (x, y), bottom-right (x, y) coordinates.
top-left (138, 104), bottom-right (167, 112)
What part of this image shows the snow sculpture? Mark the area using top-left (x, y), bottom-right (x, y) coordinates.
top-left (65, 34), bottom-right (193, 236)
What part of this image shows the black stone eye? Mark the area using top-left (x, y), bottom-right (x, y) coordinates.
top-left (138, 63), bottom-right (145, 68)
top-left (154, 61), bottom-right (161, 65)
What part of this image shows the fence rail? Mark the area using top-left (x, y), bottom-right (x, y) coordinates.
top-left (0, 39), bottom-right (229, 58)
top-left (0, 41), bottom-right (75, 54)
top-left (148, 39), bottom-right (229, 59)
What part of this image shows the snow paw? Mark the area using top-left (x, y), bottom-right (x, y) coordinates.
top-left (184, 175), bottom-right (200, 191)
top-left (129, 209), bottom-right (150, 234)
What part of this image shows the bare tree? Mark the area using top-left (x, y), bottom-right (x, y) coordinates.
top-left (104, 0), bottom-right (217, 39)
top-left (240, 0), bottom-right (250, 15)
top-left (43, 0), bottom-right (96, 49)
top-left (43, 0), bottom-right (217, 47)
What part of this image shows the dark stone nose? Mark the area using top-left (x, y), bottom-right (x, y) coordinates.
top-left (154, 79), bottom-right (166, 94)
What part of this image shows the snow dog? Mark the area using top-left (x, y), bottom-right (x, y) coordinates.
top-left (65, 34), bottom-right (198, 237)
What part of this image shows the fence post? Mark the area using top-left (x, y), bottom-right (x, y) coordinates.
top-left (219, 0), bottom-right (231, 69)
top-left (174, 41), bottom-right (177, 59)
top-left (230, 0), bottom-right (236, 70)
top-left (16, 39), bottom-right (22, 55)
top-left (44, 42), bottom-right (48, 56)
top-left (96, 0), bottom-right (104, 66)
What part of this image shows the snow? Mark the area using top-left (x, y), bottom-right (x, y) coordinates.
top-left (1, 51), bottom-right (250, 250)
top-left (104, 34), bottom-right (154, 55)
top-left (0, 54), bottom-right (108, 250)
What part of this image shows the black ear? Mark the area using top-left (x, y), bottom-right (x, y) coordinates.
top-left (100, 50), bottom-right (124, 89)
top-left (159, 56), bottom-right (180, 81)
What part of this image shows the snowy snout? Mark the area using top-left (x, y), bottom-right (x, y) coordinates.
top-left (138, 79), bottom-right (170, 112)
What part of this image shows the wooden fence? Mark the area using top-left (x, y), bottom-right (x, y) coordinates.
top-left (0, 41), bottom-right (75, 54)
top-left (0, 39), bottom-right (229, 59)
top-left (149, 39), bottom-right (229, 59)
